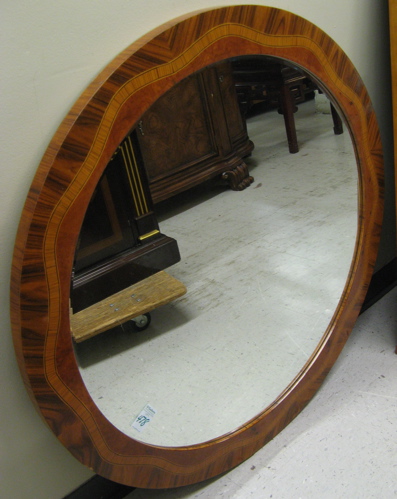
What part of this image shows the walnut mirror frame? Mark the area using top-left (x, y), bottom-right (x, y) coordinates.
top-left (10, 5), bottom-right (383, 489)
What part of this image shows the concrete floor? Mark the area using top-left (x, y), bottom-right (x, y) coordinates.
top-left (75, 97), bottom-right (396, 496)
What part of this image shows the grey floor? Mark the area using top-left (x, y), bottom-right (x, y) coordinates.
top-left (75, 97), bottom-right (397, 496)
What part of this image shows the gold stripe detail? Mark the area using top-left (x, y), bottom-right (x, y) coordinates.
top-left (139, 230), bottom-right (160, 241)
top-left (119, 136), bottom-right (149, 216)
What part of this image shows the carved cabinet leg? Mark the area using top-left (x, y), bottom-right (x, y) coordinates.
top-left (222, 162), bottom-right (254, 191)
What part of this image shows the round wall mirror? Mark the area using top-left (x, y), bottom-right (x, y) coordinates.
top-left (10, 5), bottom-right (383, 489)
top-left (72, 55), bottom-right (359, 449)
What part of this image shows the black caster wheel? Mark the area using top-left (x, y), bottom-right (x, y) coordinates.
top-left (122, 313), bottom-right (151, 333)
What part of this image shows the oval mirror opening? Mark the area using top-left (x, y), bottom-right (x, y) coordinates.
top-left (72, 56), bottom-right (358, 447)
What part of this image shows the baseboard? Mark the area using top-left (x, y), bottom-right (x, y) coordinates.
top-left (361, 257), bottom-right (397, 313)
top-left (64, 476), bottom-right (134, 499)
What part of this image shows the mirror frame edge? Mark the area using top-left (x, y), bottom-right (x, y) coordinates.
top-left (10, 5), bottom-right (384, 489)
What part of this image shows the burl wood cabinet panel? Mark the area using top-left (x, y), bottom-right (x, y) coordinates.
top-left (136, 61), bottom-right (254, 204)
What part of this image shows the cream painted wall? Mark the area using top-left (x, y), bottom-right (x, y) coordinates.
top-left (1, 1), bottom-right (393, 497)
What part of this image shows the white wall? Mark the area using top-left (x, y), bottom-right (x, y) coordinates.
top-left (1, 1), bottom-right (393, 497)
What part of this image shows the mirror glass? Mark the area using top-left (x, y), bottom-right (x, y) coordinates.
top-left (72, 56), bottom-right (357, 447)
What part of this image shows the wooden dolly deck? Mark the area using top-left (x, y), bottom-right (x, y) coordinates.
top-left (70, 271), bottom-right (186, 342)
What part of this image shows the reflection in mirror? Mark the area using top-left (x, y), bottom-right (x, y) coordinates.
top-left (71, 56), bottom-right (357, 447)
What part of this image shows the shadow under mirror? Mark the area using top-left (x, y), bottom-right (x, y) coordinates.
top-left (71, 56), bottom-right (357, 447)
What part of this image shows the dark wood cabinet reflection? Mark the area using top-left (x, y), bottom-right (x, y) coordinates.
top-left (72, 61), bottom-right (255, 312)
top-left (71, 134), bottom-right (180, 312)
top-left (136, 60), bottom-right (254, 203)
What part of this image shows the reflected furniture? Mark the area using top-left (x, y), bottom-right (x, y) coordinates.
top-left (72, 60), bottom-right (254, 313)
top-left (232, 57), bottom-right (343, 153)
top-left (136, 60), bottom-right (254, 203)
top-left (71, 134), bottom-right (181, 312)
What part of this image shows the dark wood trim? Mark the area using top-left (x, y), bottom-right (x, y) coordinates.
top-left (361, 258), bottom-right (397, 313)
top-left (64, 476), bottom-right (134, 499)
top-left (71, 234), bottom-right (180, 312)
